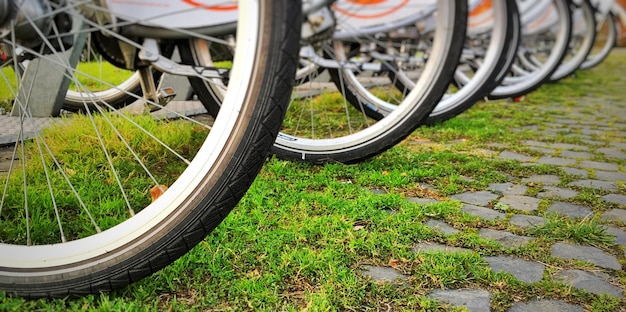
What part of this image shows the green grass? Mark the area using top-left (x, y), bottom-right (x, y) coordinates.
top-left (0, 113), bottom-right (208, 245)
top-left (1, 49), bottom-right (626, 310)
top-left (69, 61), bottom-right (135, 91)
top-left (0, 67), bottom-right (18, 112)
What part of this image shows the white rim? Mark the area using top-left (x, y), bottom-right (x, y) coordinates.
top-left (0, 1), bottom-right (260, 270)
top-left (276, 0), bottom-right (458, 156)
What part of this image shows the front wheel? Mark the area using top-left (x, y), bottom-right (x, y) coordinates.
top-left (0, 0), bottom-right (301, 298)
top-left (579, 11), bottom-right (618, 70)
top-left (273, 0), bottom-right (468, 164)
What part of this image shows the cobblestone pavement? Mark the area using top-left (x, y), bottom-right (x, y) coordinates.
top-left (360, 93), bottom-right (626, 309)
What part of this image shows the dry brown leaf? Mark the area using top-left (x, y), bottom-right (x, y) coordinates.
top-left (388, 259), bottom-right (400, 267)
top-left (150, 185), bottom-right (169, 202)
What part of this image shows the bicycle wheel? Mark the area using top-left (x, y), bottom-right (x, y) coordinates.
top-left (63, 71), bottom-right (142, 111)
top-left (579, 11), bottom-right (618, 69)
top-left (62, 34), bottom-right (184, 112)
top-left (272, 0), bottom-right (468, 164)
top-left (425, 0), bottom-right (521, 124)
top-left (0, 0), bottom-right (301, 298)
top-left (489, 0), bottom-right (573, 99)
top-left (549, 0), bottom-right (596, 81)
top-left (331, 0), bottom-right (520, 125)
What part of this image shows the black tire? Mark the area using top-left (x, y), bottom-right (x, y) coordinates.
top-left (273, 0), bottom-right (468, 164)
top-left (0, 0), bottom-right (301, 298)
top-left (579, 11), bottom-right (618, 70)
top-left (489, 0), bottom-right (573, 100)
top-left (424, 0), bottom-right (521, 124)
top-left (549, 0), bottom-right (597, 81)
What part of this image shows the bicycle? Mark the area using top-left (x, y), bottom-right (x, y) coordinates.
top-left (489, 0), bottom-right (574, 99)
top-left (548, 0), bottom-right (597, 82)
top-left (0, 0), bottom-right (302, 298)
top-left (272, 0), bottom-right (469, 164)
top-left (579, 0), bottom-right (619, 70)
top-left (271, 0), bottom-right (526, 163)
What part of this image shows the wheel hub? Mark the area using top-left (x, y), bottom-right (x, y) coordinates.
top-left (0, 0), bottom-right (16, 28)
top-left (1, 0), bottom-right (51, 42)
top-left (0, 0), bottom-right (16, 39)
top-left (0, 0), bottom-right (72, 53)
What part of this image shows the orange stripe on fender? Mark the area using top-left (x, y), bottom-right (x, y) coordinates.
top-left (182, 0), bottom-right (238, 10)
top-left (469, 0), bottom-right (492, 17)
top-left (333, 0), bottom-right (409, 19)
top-left (468, 0), bottom-right (493, 28)
top-left (346, 0), bottom-right (387, 4)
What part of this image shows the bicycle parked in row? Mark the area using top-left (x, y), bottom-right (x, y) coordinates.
top-left (0, 0), bottom-right (620, 298)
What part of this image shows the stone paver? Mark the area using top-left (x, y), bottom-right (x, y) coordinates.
top-left (551, 143), bottom-right (588, 150)
top-left (428, 289), bottom-right (491, 312)
top-left (369, 188), bottom-right (387, 194)
top-left (605, 227), bottom-right (626, 246)
top-left (567, 179), bottom-right (618, 192)
top-left (601, 209), bottom-right (626, 223)
top-left (535, 157), bottom-right (576, 166)
top-left (559, 167), bottom-right (589, 177)
top-left (498, 195), bottom-right (540, 212)
top-left (522, 140), bottom-right (549, 147)
top-left (594, 170), bottom-right (626, 182)
top-left (407, 197), bottom-right (439, 205)
top-left (554, 269), bottom-right (623, 298)
top-left (462, 204), bottom-right (506, 220)
top-left (499, 151), bottom-right (534, 162)
top-left (521, 175), bottom-right (560, 185)
top-left (601, 194), bottom-right (626, 205)
top-left (579, 160), bottom-right (620, 171)
top-left (0, 116), bottom-right (61, 145)
top-left (509, 215), bottom-right (546, 229)
top-left (450, 191), bottom-right (499, 206)
top-left (360, 265), bottom-right (407, 282)
top-left (507, 300), bottom-right (584, 312)
top-left (487, 183), bottom-right (527, 195)
top-left (598, 147), bottom-right (626, 159)
top-left (537, 186), bottom-right (578, 199)
top-left (478, 229), bottom-right (532, 248)
top-left (484, 256), bottom-right (545, 283)
top-left (551, 243), bottom-right (621, 270)
top-left (612, 142), bottom-right (626, 150)
top-left (425, 220), bottom-right (459, 235)
top-left (546, 201), bottom-right (593, 219)
top-left (559, 151), bottom-right (594, 159)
